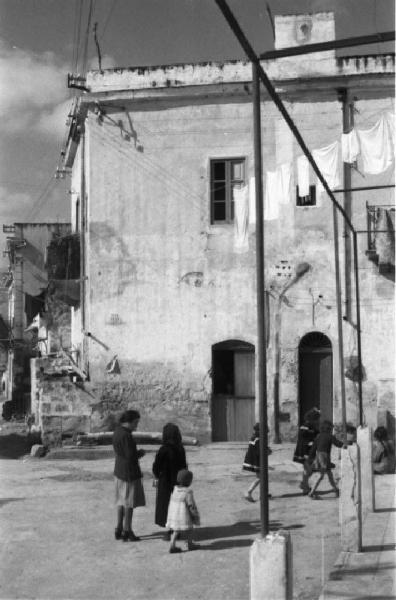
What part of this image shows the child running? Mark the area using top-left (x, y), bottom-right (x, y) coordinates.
top-left (308, 420), bottom-right (344, 499)
top-left (242, 422), bottom-right (272, 502)
top-left (166, 469), bottom-right (200, 553)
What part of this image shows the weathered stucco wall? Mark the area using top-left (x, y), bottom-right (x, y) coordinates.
top-left (69, 80), bottom-right (395, 442)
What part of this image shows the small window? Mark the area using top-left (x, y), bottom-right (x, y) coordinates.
top-left (210, 158), bottom-right (245, 224)
top-left (296, 185), bottom-right (316, 207)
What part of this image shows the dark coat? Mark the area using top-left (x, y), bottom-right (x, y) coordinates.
top-left (152, 443), bottom-right (187, 527)
top-left (242, 436), bottom-right (272, 473)
top-left (113, 425), bottom-right (142, 482)
top-left (293, 424), bottom-right (319, 464)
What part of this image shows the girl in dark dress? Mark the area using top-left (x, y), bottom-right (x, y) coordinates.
top-left (152, 423), bottom-right (187, 539)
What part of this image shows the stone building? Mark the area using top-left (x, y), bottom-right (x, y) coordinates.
top-left (2, 222), bottom-right (71, 418)
top-left (61, 12), bottom-right (394, 442)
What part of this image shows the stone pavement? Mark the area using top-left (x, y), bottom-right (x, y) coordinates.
top-left (0, 438), bottom-right (393, 600)
top-left (320, 473), bottom-right (396, 600)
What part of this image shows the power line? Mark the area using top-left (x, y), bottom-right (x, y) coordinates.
top-left (100, 0), bottom-right (118, 40)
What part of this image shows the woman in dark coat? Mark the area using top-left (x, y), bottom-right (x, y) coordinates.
top-left (113, 409), bottom-right (146, 542)
top-left (152, 423), bottom-right (187, 539)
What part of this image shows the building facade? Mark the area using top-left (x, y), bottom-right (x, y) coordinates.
top-left (2, 222), bottom-right (71, 418)
top-left (63, 12), bottom-right (395, 442)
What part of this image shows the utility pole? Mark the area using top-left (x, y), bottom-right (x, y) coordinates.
top-left (252, 63), bottom-right (269, 536)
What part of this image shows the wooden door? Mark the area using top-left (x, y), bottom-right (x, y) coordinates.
top-left (299, 349), bottom-right (333, 423)
top-left (227, 352), bottom-right (255, 441)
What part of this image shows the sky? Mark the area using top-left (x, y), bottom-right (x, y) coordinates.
top-left (0, 0), bottom-right (394, 270)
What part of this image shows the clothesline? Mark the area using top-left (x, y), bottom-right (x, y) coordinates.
top-left (233, 112), bottom-right (395, 252)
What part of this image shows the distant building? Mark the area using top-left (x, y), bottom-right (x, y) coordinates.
top-left (58, 11), bottom-right (394, 442)
top-left (2, 222), bottom-right (71, 418)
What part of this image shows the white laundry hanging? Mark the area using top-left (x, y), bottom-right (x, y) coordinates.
top-left (279, 162), bottom-right (292, 205)
top-left (357, 115), bottom-right (393, 174)
top-left (312, 140), bottom-right (340, 194)
top-left (234, 185), bottom-right (249, 252)
top-left (248, 176), bottom-right (256, 225)
top-left (264, 171), bottom-right (280, 220)
top-left (386, 111), bottom-right (395, 150)
top-left (341, 129), bottom-right (360, 163)
top-left (297, 155), bottom-right (310, 197)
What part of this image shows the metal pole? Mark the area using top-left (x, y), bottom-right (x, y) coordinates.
top-left (332, 206), bottom-right (347, 441)
top-left (353, 231), bottom-right (364, 426)
top-left (338, 89), bottom-right (353, 323)
top-left (252, 63), bottom-right (269, 537)
top-left (259, 30), bottom-right (395, 59)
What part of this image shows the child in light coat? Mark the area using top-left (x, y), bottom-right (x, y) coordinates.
top-left (166, 469), bottom-right (200, 553)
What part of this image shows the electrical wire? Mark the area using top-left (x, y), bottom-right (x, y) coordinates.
top-left (81, 0), bottom-right (95, 76)
top-left (100, 0), bottom-right (118, 41)
top-left (73, 0), bottom-right (84, 74)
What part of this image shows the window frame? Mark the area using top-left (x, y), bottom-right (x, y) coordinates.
top-left (296, 184), bottom-right (316, 207)
top-left (210, 157), bottom-right (246, 225)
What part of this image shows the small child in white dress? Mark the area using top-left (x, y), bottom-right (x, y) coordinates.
top-left (166, 469), bottom-right (200, 553)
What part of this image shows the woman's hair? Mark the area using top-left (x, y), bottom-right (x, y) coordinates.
top-left (162, 422), bottom-right (182, 445)
top-left (176, 469), bottom-right (193, 487)
top-left (374, 426), bottom-right (388, 442)
top-left (120, 409), bottom-right (140, 424)
top-left (319, 420), bottom-right (333, 433)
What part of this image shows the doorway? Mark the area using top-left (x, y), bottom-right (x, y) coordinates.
top-left (298, 332), bottom-right (333, 424)
top-left (211, 340), bottom-right (255, 441)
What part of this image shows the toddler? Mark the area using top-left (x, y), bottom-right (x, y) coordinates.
top-left (166, 469), bottom-right (200, 553)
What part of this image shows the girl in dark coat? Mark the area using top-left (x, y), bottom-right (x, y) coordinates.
top-left (152, 423), bottom-right (187, 539)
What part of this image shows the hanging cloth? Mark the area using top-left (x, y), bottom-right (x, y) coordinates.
top-left (312, 140), bottom-right (340, 194)
top-left (279, 162), bottom-right (292, 205)
top-left (386, 111), bottom-right (395, 150)
top-left (248, 176), bottom-right (256, 225)
top-left (357, 115), bottom-right (393, 174)
top-left (234, 185), bottom-right (249, 252)
top-left (297, 155), bottom-right (310, 197)
top-left (341, 129), bottom-right (360, 163)
top-left (264, 171), bottom-right (280, 220)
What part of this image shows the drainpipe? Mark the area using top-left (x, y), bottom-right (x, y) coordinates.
top-left (273, 262), bottom-right (311, 444)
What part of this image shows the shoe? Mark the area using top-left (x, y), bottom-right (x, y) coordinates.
top-left (186, 542), bottom-right (200, 551)
top-left (122, 530), bottom-right (141, 542)
top-left (308, 493), bottom-right (321, 500)
top-left (115, 527), bottom-right (122, 540)
top-left (299, 483), bottom-right (311, 495)
top-left (163, 530), bottom-right (172, 541)
top-left (169, 547), bottom-right (182, 553)
top-left (244, 494), bottom-right (255, 502)
top-left (334, 488), bottom-right (340, 498)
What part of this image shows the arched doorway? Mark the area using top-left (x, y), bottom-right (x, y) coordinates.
top-left (299, 332), bottom-right (333, 424)
top-left (211, 340), bottom-right (255, 441)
